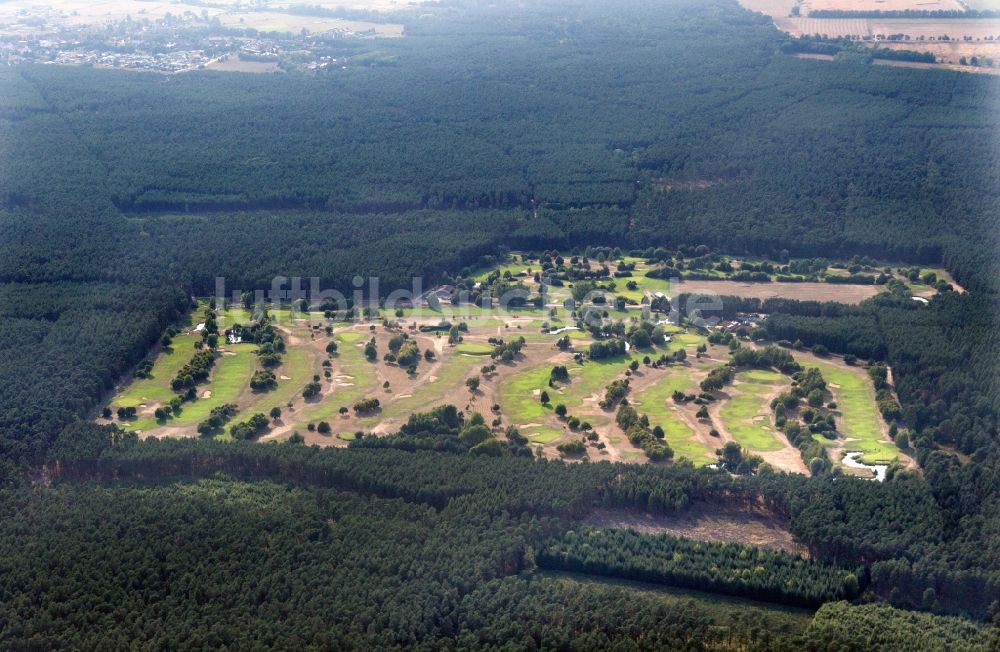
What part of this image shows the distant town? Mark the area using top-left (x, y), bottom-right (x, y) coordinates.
top-left (0, 2), bottom-right (407, 73)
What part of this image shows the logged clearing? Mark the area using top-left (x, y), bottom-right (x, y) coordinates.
top-left (585, 503), bottom-right (808, 557)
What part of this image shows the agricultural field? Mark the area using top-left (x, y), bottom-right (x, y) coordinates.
top-left (203, 58), bottom-right (282, 74)
top-left (740, 0), bottom-right (1000, 72)
top-left (802, 0), bottom-right (964, 12)
top-left (101, 252), bottom-right (912, 476)
top-left (877, 40), bottom-right (1000, 67)
top-left (778, 16), bottom-right (1000, 39)
top-left (216, 12), bottom-right (404, 37)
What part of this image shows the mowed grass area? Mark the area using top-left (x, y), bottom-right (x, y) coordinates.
top-left (559, 354), bottom-right (644, 411)
top-left (367, 347), bottom-right (482, 423)
top-left (498, 364), bottom-right (562, 443)
top-left (241, 345), bottom-right (315, 417)
top-left (113, 332), bottom-right (202, 408)
top-left (127, 344), bottom-right (258, 431)
top-left (455, 342), bottom-right (493, 355)
top-left (614, 268), bottom-right (674, 302)
top-left (807, 359), bottom-right (899, 464)
top-left (294, 330), bottom-right (377, 427)
top-left (665, 332), bottom-right (703, 352)
top-left (631, 366), bottom-right (714, 465)
top-left (720, 370), bottom-right (788, 452)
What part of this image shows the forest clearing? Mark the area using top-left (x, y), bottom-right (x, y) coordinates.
top-left (100, 250), bottom-right (920, 478)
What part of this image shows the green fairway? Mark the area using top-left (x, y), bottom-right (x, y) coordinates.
top-left (665, 332), bottom-right (705, 352)
top-left (806, 360), bottom-right (900, 464)
top-left (719, 372), bottom-right (789, 452)
top-left (113, 332), bottom-right (203, 408)
top-left (366, 348), bottom-right (481, 423)
top-left (559, 356), bottom-right (635, 409)
top-left (630, 367), bottom-right (714, 465)
top-left (241, 345), bottom-right (315, 417)
top-left (128, 344), bottom-right (258, 431)
top-left (741, 369), bottom-right (787, 383)
top-left (471, 260), bottom-right (536, 282)
top-left (498, 364), bottom-right (556, 425)
top-left (614, 268), bottom-right (674, 302)
top-left (528, 428), bottom-right (565, 444)
top-left (295, 331), bottom-right (377, 427)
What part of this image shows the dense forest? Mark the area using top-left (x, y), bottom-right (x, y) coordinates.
top-left (0, 0), bottom-right (998, 646)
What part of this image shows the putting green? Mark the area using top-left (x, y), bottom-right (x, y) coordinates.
top-left (455, 342), bottom-right (494, 355)
top-left (527, 428), bottom-right (564, 444)
top-left (741, 369), bottom-right (786, 383)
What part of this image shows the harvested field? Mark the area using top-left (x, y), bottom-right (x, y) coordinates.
top-left (267, 0), bottom-right (427, 11)
top-left (869, 18), bottom-right (1000, 39)
top-left (675, 279), bottom-right (880, 304)
top-left (217, 12), bottom-right (404, 37)
top-left (203, 58), bottom-right (281, 74)
top-left (585, 503), bottom-right (808, 557)
top-left (878, 40), bottom-right (1000, 66)
top-left (875, 58), bottom-right (1000, 73)
top-left (802, 0), bottom-right (964, 12)
top-left (779, 16), bottom-right (1000, 38)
